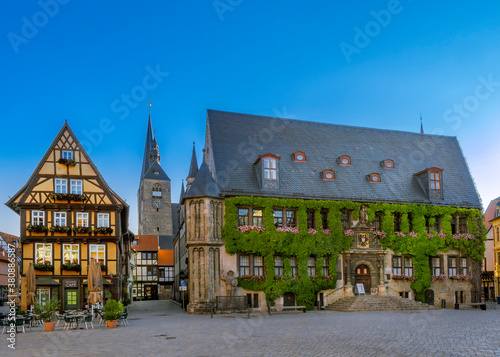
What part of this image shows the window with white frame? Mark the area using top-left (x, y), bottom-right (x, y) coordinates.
top-left (431, 257), bottom-right (441, 275)
top-left (263, 157), bottom-right (277, 180)
top-left (239, 255), bottom-right (250, 276)
top-left (76, 212), bottom-right (89, 227)
top-left (459, 258), bottom-right (467, 275)
top-left (63, 244), bottom-right (79, 264)
top-left (392, 256), bottom-right (402, 275)
top-left (90, 244), bottom-right (106, 264)
top-left (97, 213), bottom-right (109, 228)
top-left (55, 179), bottom-right (67, 194)
top-left (307, 257), bottom-right (316, 276)
top-left (404, 256), bottom-right (413, 276)
top-left (32, 211), bottom-right (45, 225)
top-left (448, 257), bottom-right (457, 276)
top-left (54, 212), bottom-right (67, 226)
top-left (62, 150), bottom-right (73, 160)
top-left (253, 256), bottom-right (264, 276)
top-left (70, 180), bottom-right (83, 194)
top-left (35, 243), bottom-right (52, 264)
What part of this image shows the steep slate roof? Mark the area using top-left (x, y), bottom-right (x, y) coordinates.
top-left (159, 235), bottom-right (174, 249)
top-left (142, 160), bottom-right (170, 181)
top-left (141, 115), bottom-right (156, 178)
top-left (171, 203), bottom-right (180, 237)
top-left (184, 156), bottom-right (220, 200)
top-left (206, 110), bottom-right (482, 209)
top-left (484, 196), bottom-right (500, 229)
top-left (188, 143), bottom-right (199, 178)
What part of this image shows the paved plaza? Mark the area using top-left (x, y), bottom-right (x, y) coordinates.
top-left (1, 300), bottom-right (499, 357)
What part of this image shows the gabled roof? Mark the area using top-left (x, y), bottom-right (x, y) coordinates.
top-left (183, 154), bottom-right (220, 201)
top-left (484, 196), bottom-right (500, 228)
top-left (5, 122), bottom-right (127, 213)
top-left (142, 160), bottom-right (170, 181)
top-left (206, 109), bottom-right (482, 209)
top-left (188, 142), bottom-right (199, 179)
top-left (133, 235), bottom-right (159, 251)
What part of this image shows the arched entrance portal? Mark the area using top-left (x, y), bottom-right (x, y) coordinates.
top-left (283, 292), bottom-right (295, 306)
top-left (355, 264), bottom-right (371, 294)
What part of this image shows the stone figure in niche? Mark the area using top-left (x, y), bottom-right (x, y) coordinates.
top-left (359, 205), bottom-right (369, 225)
top-left (221, 270), bottom-right (238, 296)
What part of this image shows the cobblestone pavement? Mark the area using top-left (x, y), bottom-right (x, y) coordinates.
top-left (1, 300), bottom-right (499, 357)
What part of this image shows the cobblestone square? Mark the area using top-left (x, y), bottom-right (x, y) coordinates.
top-left (2, 301), bottom-right (499, 357)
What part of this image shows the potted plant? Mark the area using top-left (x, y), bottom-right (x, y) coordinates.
top-left (34, 263), bottom-right (54, 271)
top-left (102, 299), bottom-right (123, 329)
top-left (33, 298), bottom-right (60, 332)
top-left (61, 262), bottom-right (81, 271)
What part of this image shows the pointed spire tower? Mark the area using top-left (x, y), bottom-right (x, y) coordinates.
top-left (420, 114), bottom-right (424, 134)
top-left (137, 104), bottom-right (172, 235)
top-left (179, 179), bottom-right (185, 203)
top-left (186, 142), bottom-right (198, 192)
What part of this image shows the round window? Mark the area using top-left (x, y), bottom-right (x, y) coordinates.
top-left (326, 173), bottom-right (333, 179)
top-left (386, 162), bottom-right (393, 168)
top-left (296, 154), bottom-right (304, 161)
top-left (372, 175), bottom-right (379, 181)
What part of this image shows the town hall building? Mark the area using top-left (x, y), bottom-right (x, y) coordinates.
top-left (179, 110), bottom-right (485, 313)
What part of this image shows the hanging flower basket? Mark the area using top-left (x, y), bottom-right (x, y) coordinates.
top-left (57, 158), bottom-right (76, 166)
top-left (93, 227), bottom-right (113, 234)
top-left (27, 224), bottom-right (49, 233)
top-left (49, 193), bottom-right (87, 201)
top-left (72, 226), bottom-right (92, 234)
top-left (34, 263), bottom-right (54, 271)
top-left (61, 263), bottom-right (81, 271)
top-left (49, 225), bottom-right (71, 233)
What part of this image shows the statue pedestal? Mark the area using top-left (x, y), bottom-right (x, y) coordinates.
top-left (344, 284), bottom-right (355, 297)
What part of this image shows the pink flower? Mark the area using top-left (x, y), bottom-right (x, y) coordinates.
top-left (408, 231), bottom-right (418, 238)
top-left (322, 228), bottom-right (332, 234)
top-left (308, 228), bottom-right (317, 235)
top-left (396, 232), bottom-right (406, 237)
top-left (344, 229), bottom-right (354, 236)
top-left (427, 233), bottom-right (434, 239)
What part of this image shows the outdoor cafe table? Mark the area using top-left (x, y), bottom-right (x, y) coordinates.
top-left (65, 314), bottom-right (86, 329)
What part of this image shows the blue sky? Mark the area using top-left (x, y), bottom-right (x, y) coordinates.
top-left (2, 1), bottom-right (500, 236)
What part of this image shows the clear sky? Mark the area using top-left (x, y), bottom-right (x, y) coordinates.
top-left (2, 1), bottom-right (500, 236)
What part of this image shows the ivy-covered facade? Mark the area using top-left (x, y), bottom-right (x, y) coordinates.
top-left (180, 110), bottom-right (485, 313)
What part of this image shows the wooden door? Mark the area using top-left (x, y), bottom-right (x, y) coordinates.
top-left (151, 285), bottom-right (159, 300)
top-left (283, 292), bottom-right (295, 306)
top-left (355, 264), bottom-right (371, 294)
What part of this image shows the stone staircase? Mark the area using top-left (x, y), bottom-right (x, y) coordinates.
top-left (324, 295), bottom-right (440, 312)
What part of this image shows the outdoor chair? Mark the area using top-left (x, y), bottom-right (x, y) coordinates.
top-left (117, 312), bottom-right (129, 326)
top-left (83, 315), bottom-right (94, 329)
top-left (15, 318), bottom-right (25, 333)
top-left (23, 316), bottom-right (32, 331)
top-left (63, 316), bottom-right (76, 331)
top-left (0, 320), bottom-right (9, 334)
top-left (55, 313), bottom-right (65, 327)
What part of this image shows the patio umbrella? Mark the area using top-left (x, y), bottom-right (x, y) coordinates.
top-left (8, 288), bottom-right (21, 307)
top-left (88, 258), bottom-right (103, 316)
top-left (26, 262), bottom-right (37, 307)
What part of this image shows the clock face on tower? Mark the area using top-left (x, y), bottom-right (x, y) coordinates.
top-left (152, 199), bottom-right (162, 208)
top-left (356, 233), bottom-right (370, 248)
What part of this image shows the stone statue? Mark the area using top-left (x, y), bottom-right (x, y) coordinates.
top-left (221, 270), bottom-right (238, 296)
top-left (359, 205), bottom-right (369, 224)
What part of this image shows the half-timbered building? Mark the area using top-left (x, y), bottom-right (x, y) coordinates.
top-left (6, 122), bottom-right (134, 311)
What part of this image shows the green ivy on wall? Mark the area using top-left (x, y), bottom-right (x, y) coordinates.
top-left (223, 196), bottom-right (486, 309)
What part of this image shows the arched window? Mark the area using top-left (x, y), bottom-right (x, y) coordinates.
top-left (383, 159), bottom-right (395, 169)
top-left (293, 151), bottom-right (306, 162)
top-left (152, 183), bottom-right (162, 197)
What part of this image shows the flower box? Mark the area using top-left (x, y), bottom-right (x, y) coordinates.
top-left (49, 193), bottom-right (87, 202)
top-left (49, 225), bottom-right (71, 233)
top-left (57, 158), bottom-right (76, 166)
top-left (27, 224), bottom-right (49, 233)
top-left (72, 226), bottom-right (92, 234)
top-left (93, 227), bottom-right (113, 234)
top-left (34, 263), bottom-right (54, 271)
top-left (61, 263), bottom-right (81, 272)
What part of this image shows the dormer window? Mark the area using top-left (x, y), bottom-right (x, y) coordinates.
top-left (339, 155), bottom-right (351, 166)
top-left (383, 159), bottom-right (394, 169)
top-left (293, 151), bottom-right (306, 162)
top-left (369, 173), bottom-right (381, 183)
top-left (263, 158), bottom-right (277, 180)
top-left (154, 171), bottom-right (159, 175)
top-left (254, 153), bottom-right (280, 190)
top-left (322, 170), bottom-right (335, 181)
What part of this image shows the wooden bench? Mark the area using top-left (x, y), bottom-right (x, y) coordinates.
top-left (454, 302), bottom-right (486, 310)
top-left (268, 306), bottom-right (306, 315)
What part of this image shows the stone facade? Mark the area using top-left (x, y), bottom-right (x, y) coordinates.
top-left (138, 178), bottom-right (172, 235)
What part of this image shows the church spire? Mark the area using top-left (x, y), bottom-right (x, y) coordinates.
top-left (141, 105), bottom-right (161, 178)
top-left (187, 142), bottom-right (198, 179)
top-left (179, 179), bottom-right (185, 203)
top-left (420, 114), bottom-right (424, 134)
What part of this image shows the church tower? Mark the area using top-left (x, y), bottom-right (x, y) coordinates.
top-left (137, 108), bottom-right (172, 235)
